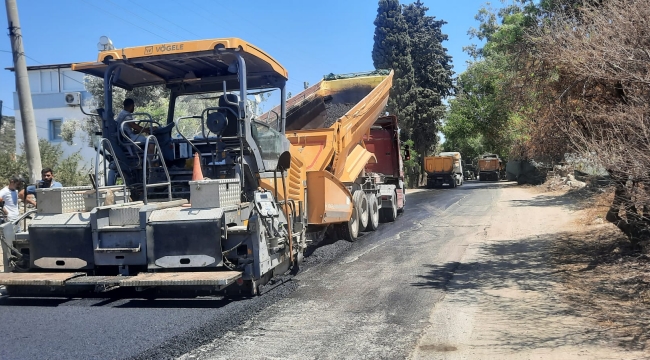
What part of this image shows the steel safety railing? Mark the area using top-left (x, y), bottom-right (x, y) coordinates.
top-left (95, 138), bottom-right (130, 207)
top-left (120, 114), bottom-right (160, 167)
top-left (142, 135), bottom-right (172, 204)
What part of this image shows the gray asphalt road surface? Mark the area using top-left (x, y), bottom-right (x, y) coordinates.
top-left (0, 181), bottom-right (497, 360)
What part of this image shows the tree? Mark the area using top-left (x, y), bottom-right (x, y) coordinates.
top-left (403, 0), bottom-right (455, 183)
top-left (525, 0), bottom-right (650, 244)
top-left (443, 2), bottom-right (537, 163)
top-left (0, 139), bottom-right (89, 187)
top-left (402, 139), bottom-right (421, 188)
top-left (372, 0), bottom-right (416, 124)
top-left (63, 76), bottom-right (220, 145)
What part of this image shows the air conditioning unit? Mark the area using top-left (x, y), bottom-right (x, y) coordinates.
top-left (64, 92), bottom-right (81, 106)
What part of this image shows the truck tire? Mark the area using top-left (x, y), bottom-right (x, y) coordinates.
top-left (353, 190), bottom-right (369, 232)
top-left (379, 191), bottom-right (397, 223)
top-left (338, 204), bottom-right (359, 242)
top-left (365, 194), bottom-right (379, 231)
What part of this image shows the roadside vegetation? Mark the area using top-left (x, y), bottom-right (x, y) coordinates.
top-left (372, 0), bottom-right (455, 187)
top-left (443, 0), bottom-right (650, 246)
top-left (0, 138), bottom-right (89, 186)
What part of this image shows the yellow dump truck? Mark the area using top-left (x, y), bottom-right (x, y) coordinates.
top-left (424, 152), bottom-right (464, 188)
top-left (0, 37), bottom-right (402, 297)
top-left (478, 154), bottom-right (503, 181)
top-left (260, 70), bottom-right (405, 236)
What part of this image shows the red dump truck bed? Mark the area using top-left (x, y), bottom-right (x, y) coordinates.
top-left (364, 115), bottom-right (404, 180)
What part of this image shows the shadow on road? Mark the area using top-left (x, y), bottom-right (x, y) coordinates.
top-left (0, 297), bottom-right (70, 307)
top-left (416, 181), bottom-right (520, 191)
top-left (0, 286), bottom-right (252, 308)
top-left (508, 187), bottom-right (604, 211)
top-left (553, 227), bottom-right (650, 351)
top-left (411, 228), bottom-right (650, 352)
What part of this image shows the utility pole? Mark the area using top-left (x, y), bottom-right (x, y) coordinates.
top-left (6, 0), bottom-right (41, 184)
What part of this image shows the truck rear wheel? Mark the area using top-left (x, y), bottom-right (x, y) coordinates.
top-left (365, 194), bottom-right (379, 231)
top-left (338, 204), bottom-right (359, 242)
top-left (380, 191), bottom-right (398, 223)
top-left (353, 190), bottom-right (369, 232)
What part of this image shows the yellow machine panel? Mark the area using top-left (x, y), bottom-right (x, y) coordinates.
top-left (306, 171), bottom-right (353, 224)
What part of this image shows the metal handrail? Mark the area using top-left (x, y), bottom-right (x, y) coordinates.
top-left (142, 135), bottom-right (172, 205)
top-left (119, 116), bottom-right (161, 167)
top-left (120, 112), bottom-right (158, 141)
top-left (95, 138), bottom-right (129, 207)
top-left (174, 115), bottom-right (204, 154)
top-left (16, 208), bottom-right (37, 224)
top-left (119, 120), bottom-right (143, 166)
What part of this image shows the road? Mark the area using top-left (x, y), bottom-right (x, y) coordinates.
top-left (0, 181), bottom-right (501, 360)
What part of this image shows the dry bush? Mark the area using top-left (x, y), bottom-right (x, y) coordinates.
top-left (526, 0), bottom-right (650, 244)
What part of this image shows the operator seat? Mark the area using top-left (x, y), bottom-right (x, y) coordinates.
top-left (103, 112), bottom-right (140, 160)
top-left (219, 94), bottom-right (240, 138)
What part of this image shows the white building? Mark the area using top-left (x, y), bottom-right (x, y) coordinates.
top-left (8, 63), bottom-right (96, 165)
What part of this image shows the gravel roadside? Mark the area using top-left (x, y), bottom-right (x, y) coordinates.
top-left (410, 186), bottom-right (647, 359)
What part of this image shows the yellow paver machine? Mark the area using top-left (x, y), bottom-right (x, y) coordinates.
top-left (0, 38), bottom-right (404, 296)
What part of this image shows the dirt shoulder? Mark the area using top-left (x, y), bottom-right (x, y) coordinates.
top-left (410, 184), bottom-right (647, 359)
top-left (551, 188), bottom-right (650, 353)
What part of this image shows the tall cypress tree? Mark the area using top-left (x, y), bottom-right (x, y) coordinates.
top-left (403, 0), bottom-right (454, 183)
top-left (372, 0), bottom-right (416, 125)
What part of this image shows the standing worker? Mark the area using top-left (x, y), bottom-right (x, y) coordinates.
top-left (19, 167), bottom-right (62, 207)
top-left (0, 176), bottom-right (25, 229)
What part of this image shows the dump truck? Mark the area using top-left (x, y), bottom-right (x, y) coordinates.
top-left (424, 152), bottom-right (464, 188)
top-left (362, 115), bottom-right (408, 222)
top-left (478, 154), bottom-right (503, 181)
top-left (259, 71), bottom-right (405, 236)
top-left (462, 161), bottom-right (476, 180)
top-left (0, 38), bottom-right (400, 296)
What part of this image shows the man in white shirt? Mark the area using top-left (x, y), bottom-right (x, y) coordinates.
top-left (0, 176), bottom-right (24, 227)
top-left (116, 98), bottom-right (150, 141)
top-left (115, 98), bottom-right (157, 158)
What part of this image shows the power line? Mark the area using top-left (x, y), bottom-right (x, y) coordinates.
top-left (1, 48), bottom-right (87, 87)
top-left (105, 0), bottom-right (186, 41)
top-left (128, 0), bottom-right (203, 38)
top-left (186, 1), bottom-right (331, 90)
top-left (121, 1), bottom-right (302, 91)
top-left (22, 54), bottom-right (86, 87)
top-left (196, 1), bottom-right (341, 71)
top-left (188, 0), bottom-right (243, 36)
top-left (77, 0), bottom-right (171, 42)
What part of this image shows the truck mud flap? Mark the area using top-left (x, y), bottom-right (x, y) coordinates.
top-left (119, 271), bottom-right (242, 287)
top-left (0, 272), bottom-right (85, 286)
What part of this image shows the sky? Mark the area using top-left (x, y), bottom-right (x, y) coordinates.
top-left (0, 0), bottom-right (493, 117)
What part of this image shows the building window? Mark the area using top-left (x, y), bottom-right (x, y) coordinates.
top-left (49, 119), bottom-right (62, 141)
